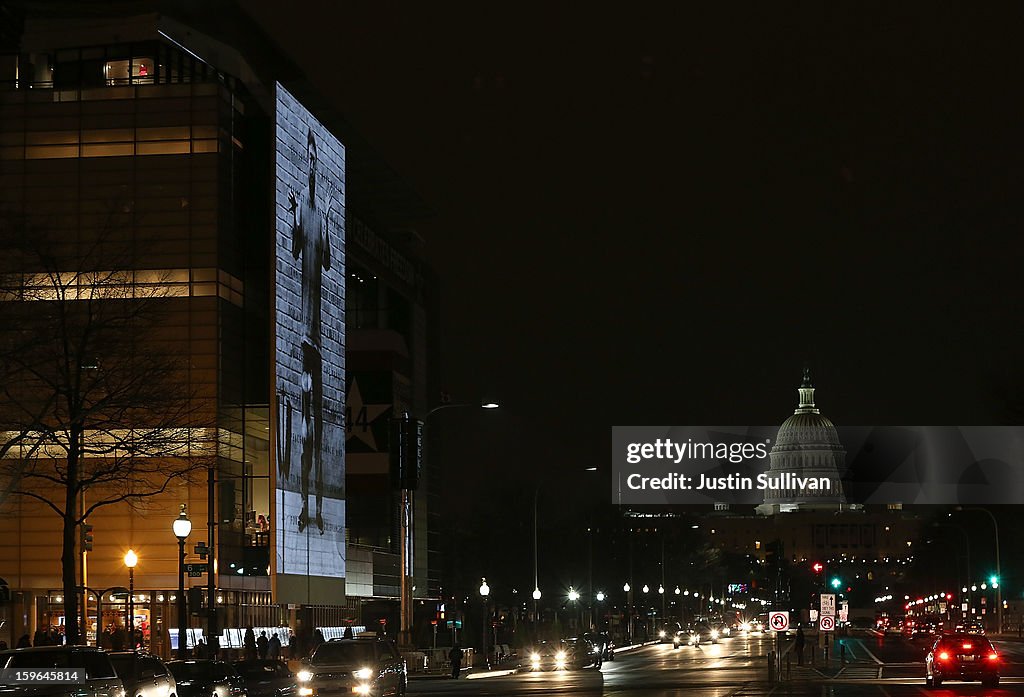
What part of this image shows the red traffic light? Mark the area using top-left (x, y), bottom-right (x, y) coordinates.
top-left (812, 562), bottom-right (824, 573)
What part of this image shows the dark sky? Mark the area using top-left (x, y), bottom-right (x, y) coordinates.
top-left (242, 3), bottom-right (1023, 518)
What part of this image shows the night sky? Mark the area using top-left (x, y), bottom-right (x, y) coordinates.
top-left (241, 3), bottom-right (1023, 524)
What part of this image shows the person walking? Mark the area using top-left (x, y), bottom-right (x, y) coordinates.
top-left (268, 632), bottom-right (282, 659)
top-left (244, 626), bottom-right (257, 660)
top-left (448, 642), bottom-right (463, 679)
top-left (794, 626), bottom-right (806, 666)
top-left (257, 631), bottom-right (270, 659)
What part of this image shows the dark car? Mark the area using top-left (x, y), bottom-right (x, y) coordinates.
top-left (686, 622), bottom-right (720, 646)
top-left (0, 645), bottom-right (126, 697)
top-left (562, 637), bottom-right (603, 669)
top-left (582, 632), bottom-right (614, 661)
top-left (232, 660), bottom-right (298, 697)
top-left (167, 659), bottom-right (247, 697)
top-left (525, 641), bottom-right (569, 671)
top-left (108, 652), bottom-right (177, 697)
top-left (925, 634), bottom-right (1000, 687)
top-left (299, 637), bottom-right (406, 697)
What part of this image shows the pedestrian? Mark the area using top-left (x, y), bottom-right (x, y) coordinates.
top-left (795, 626), bottom-right (806, 666)
top-left (195, 638), bottom-right (207, 659)
top-left (343, 625), bottom-right (354, 640)
top-left (268, 632), bottom-right (282, 659)
top-left (312, 628), bottom-right (325, 654)
top-left (448, 642), bottom-right (463, 679)
top-left (257, 630), bottom-right (269, 659)
top-left (288, 631), bottom-right (297, 659)
top-left (244, 626), bottom-right (257, 660)
top-left (111, 626), bottom-right (126, 651)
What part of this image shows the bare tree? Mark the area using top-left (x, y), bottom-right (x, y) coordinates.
top-left (0, 210), bottom-right (212, 644)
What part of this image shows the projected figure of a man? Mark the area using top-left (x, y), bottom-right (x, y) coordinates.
top-left (288, 128), bottom-right (333, 534)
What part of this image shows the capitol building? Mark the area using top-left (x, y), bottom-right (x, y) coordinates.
top-left (755, 368), bottom-right (854, 515)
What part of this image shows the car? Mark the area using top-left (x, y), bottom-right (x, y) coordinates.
top-left (298, 637), bottom-right (406, 696)
top-left (925, 634), bottom-right (1000, 688)
top-left (166, 659), bottom-right (247, 697)
top-left (562, 637), bottom-right (604, 669)
top-left (686, 622), bottom-right (720, 646)
top-left (582, 632), bottom-right (614, 661)
top-left (0, 645), bottom-right (126, 697)
top-left (525, 641), bottom-right (567, 671)
top-left (232, 659), bottom-right (299, 697)
top-left (107, 652), bottom-right (177, 697)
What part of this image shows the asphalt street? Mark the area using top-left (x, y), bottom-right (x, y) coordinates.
top-left (408, 631), bottom-right (1024, 696)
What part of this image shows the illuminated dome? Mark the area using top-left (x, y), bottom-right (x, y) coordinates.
top-left (756, 368), bottom-right (847, 515)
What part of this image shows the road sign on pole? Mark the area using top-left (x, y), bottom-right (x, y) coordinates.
top-left (810, 609), bottom-right (819, 622)
top-left (820, 593), bottom-right (836, 615)
top-left (769, 611), bottom-right (790, 632)
top-left (819, 615), bottom-right (836, 632)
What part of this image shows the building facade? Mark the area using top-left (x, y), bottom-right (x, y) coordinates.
top-left (0, 1), bottom-right (438, 654)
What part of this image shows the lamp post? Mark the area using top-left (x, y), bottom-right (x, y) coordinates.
top-left (533, 488), bottom-right (541, 642)
top-left (479, 578), bottom-right (490, 669)
top-left (568, 587), bottom-right (580, 632)
top-left (957, 507), bottom-right (1001, 634)
top-left (172, 504), bottom-right (192, 658)
top-left (124, 550), bottom-right (138, 649)
top-left (623, 583), bottom-right (632, 644)
top-left (397, 399), bottom-right (498, 649)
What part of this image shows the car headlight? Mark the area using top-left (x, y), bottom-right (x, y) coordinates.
top-left (353, 685), bottom-right (371, 696)
top-left (530, 652), bottom-right (540, 661)
top-left (711, 630), bottom-right (719, 639)
top-left (556, 651), bottom-right (566, 661)
top-left (741, 623), bottom-right (751, 632)
top-left (296, 670), bottom-right (313, 683)
top-left (659, 630), bottom-right (666, 638)
top-left (353, 667), bottom-right (374, 680)
top-left (298, 689), bottom-right (313, 697)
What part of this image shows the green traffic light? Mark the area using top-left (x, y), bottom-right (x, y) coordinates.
top-left (989, 575), bottom-right (999, 588)
top-left (831, 577), bottom-right (841, 589)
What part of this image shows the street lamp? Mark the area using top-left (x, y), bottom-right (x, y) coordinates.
top-left (397, 400), bottom-right (498, 648)
top-left (956, 507), bottom-right (1001, 634)
top-left (479, 578), bottom-right (490, 669)
top-left (124, 550), bottom-right (138, 649)
top-left (172, 504), bottom-right (192, 658)
top-left (567, 587), bottom-right (581, 632)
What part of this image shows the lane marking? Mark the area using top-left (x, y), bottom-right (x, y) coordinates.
top-left (853, 637), bottom-right (884, 665)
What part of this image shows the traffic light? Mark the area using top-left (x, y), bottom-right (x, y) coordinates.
top-left (188, 587), bottom-right (204, 614)
top-left (812, 562), bottom-right (824, 574)
top-left (989, 575), bottom-right (999, 588)
top-left (831, 577), bottom-right (841, 589)
top-left (81, 524), bottom-right (94, 551)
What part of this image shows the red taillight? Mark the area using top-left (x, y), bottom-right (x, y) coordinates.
top-left (988, 652), bottom-right (999, 661)
top-left (938, 651), bottom-right (950, 661)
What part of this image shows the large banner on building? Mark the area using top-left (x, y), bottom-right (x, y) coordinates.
top-left (273, 82), bottom-right (346, 601)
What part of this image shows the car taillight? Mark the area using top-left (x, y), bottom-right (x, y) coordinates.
top-left (988, 653), bottom-right (999, 661)
top-left (937, 651), bottom-right (950, 661)
top-left (962, 643), bottom-right (972, 650)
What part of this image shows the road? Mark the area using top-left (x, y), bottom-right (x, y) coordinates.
top-left (408, 631), bottom-right (1024, 696)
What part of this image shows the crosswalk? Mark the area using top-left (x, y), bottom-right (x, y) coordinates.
top-left (836, 664), bottom-right (881, 679)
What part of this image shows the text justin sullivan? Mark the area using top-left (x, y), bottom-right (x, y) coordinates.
top-left (626, 472), bottom-right (832, 491)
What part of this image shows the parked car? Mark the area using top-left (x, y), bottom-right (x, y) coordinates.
top-left (167, 659), bottom-right (246, 697)
top-left (299, 637), bottom-right (406, 696)
top-left (0, 645), bottom-right (125, 697)
top-left (108, 652), bottom-right (177, 697)
top-left (232, 659), bottom-right (298, 697)
top-left (925, 633), bottom-right (1000, 687)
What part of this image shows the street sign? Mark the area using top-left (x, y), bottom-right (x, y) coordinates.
top-left (184, 563), bottom-right (208, 574)
top-left (769, 611), bottom-right (790, 632)
top-left (810, 609), bottom-right (819, 622)
top-left (838, 610), bottom-right (849, 623)
top-left (962, 603), bottom-right (969, 612)
top-left (820, 593), bottom-right (836, 615)
top-left (819, 615), bottom-right (836, 632)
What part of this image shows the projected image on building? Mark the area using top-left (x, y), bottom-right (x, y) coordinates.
top-left (274, 82), bottom-right (346, 596)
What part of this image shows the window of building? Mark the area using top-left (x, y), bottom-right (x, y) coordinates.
top-left (104, 57), bottom-right (156, 85)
